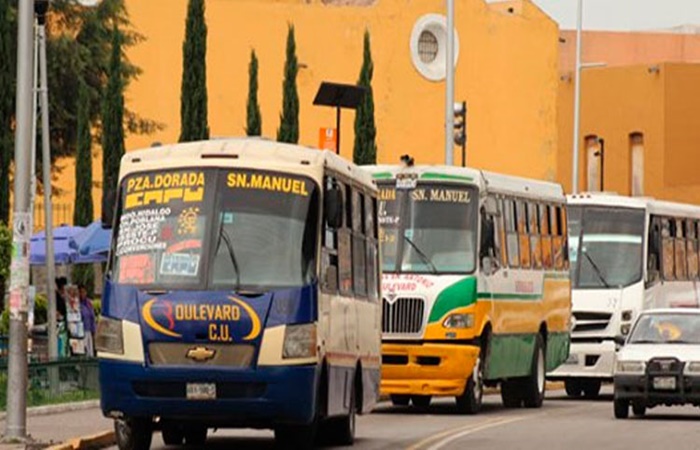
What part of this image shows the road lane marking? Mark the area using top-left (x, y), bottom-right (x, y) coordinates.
top-left (406, 416), bottom-right (524, 450)
top-left (424, 416), bottom-right (527, 450)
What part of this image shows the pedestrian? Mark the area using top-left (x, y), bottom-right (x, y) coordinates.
top-left (78, 284), bottom-right (96, 357)
top-left (54, 277), bottom-right (69, 358)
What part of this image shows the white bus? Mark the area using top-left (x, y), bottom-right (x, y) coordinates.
top-left (97, 138), bottom-right (381, 449)
top-left (549, 192), bottom-right (700, 398)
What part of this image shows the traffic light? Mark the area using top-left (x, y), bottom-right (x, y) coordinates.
top-left (453, 101), bottom-right (466, 146)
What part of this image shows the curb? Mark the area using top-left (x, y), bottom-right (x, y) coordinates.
top-left (44, 431), bottom-right (115, 450)
top-left (0, 401), bottom-right (100, 422)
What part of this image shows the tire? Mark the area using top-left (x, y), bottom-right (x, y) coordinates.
top-left (183, 426), bottom-right (207, 446)
top-left (565, 380), bottom-right (583, 398)
top-left (500, 380), bottom-right (522, 408)
top-left (324, 386), bottom-right (356, 446)
top-left (522, 334), bottom-right (546, 408)
top-left (411, 395), bottom-right (432, 408)
top-left (390, 395), bottom-right (411, 406)
top-left (161, 425), bottom-right (184, 446)
top-left (582, 380), bottom-right (602, 399)
top-left (614, 398), bottom-right (629, 419)
top-left (456, 353), bottom-right (483, 414)
top-left (632, 403), bottom-right (646, 417)
top-left (114, 418), bottom-right (153, 450)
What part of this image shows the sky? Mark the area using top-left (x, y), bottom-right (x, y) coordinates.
top-left (530, 0), bottom-right (700, 31)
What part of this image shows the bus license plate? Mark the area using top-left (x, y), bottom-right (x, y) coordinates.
top-left (653, 376), bottom-right (676, 390)
top-left (186, 383), bottom-right (216, 400)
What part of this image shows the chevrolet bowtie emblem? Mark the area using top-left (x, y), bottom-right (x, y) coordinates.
top-left (186, 346), bottom-right (216, 362)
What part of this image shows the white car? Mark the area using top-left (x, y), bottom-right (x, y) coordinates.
top-left (614, 308), bottom-right (700, 419)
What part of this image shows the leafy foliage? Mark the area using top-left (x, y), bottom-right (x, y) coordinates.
top-left (0, 222), bottom-right (10, 302)
top-left (246, 50), bottom-right (262, 137)
top-left (353, 30), bottom-right (377, 165)
top-left (179, 0), bottom-right (209, 142)
top-left (277, 25), bottom-right (299, 144)
top-left (0, 0), bottom-right (14, 224)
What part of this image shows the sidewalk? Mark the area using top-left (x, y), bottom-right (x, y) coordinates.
top-left (0, 404), bottom-right (111, 449)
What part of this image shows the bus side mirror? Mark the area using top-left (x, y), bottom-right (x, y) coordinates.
top-left (101, 190), bottom-right (116, 229)
top-left (324, 187), bottom-right (343, 229)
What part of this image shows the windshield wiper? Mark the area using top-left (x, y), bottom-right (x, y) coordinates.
top-left (403, 235), bottom-right (438, 274)
top-left (582, 249), bottom-right (611, 288)
top-left (216, 219), bottom-right (241, 292)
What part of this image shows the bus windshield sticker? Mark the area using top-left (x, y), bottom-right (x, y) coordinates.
top-left (226, 172), bottom-right (311, 197)
top-left (124, 171), bottom-right (205, 209)
top-left (396, 173), bottom-right (418, 190)
top-left (412, 188), bottom-right (471, 203)
top-left (160, 253), bottom-right (200, 277)
top-left (117, 254), bottom-right (156, 284)
top-left (178, 207), bottom-right (200, 235)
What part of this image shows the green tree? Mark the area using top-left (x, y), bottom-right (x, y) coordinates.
top-left (101, 24), bottom-right (125, 218)
top-left (0, 0), bottom-right (15, 224)
top-left (246, 50), bottom-right (262, 137)
top-left (277, 25), bottom-right (299, 144)
top-left (179, 0), bottom-right (209, 143)
top-left (72, 82), bottom-right (95, 293)
top-left (353, 30), bottom-right (377, 165)
top-left (0, 222), bottom-right (10, 309)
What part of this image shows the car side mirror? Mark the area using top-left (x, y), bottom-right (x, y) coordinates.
top-left (614, 335), bottom-right (626, 347)
top-left (101, 190), bottom-right (116, 229)
top-left (324, 187), bottom-right (343, 229)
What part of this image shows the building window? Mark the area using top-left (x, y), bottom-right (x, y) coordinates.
top-left (630, 132), bottom-right (644, 197)
top-left (585, 135), bottom-right (601, 192)
top-left (418, 30), bottom-right (439, 63)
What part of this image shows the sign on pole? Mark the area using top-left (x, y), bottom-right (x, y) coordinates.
top-left (318, 127), bottom-right (337, 153)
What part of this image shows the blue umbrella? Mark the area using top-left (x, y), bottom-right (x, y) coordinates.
top-left (70, 221), bottom-right (112, 263)
top-left (30, 225), bottom-right (84, 265)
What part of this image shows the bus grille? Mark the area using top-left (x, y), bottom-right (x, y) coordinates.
top-left (382, 297), bottom-right (425, 335)
top-left (572, 311), bottom-right (612, 333)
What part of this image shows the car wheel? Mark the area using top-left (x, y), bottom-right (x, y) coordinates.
top-left (632, 403), bottom-right (646, 417)
top-left (582, 380), bottom-right (602, 399)
top-left (614, 399), bottom-right (629, 419)
top-left (565, 380), bottom-right (583, 398)
top-left (390, 395), bottom-right (410, 406)
top-left (114, 418), bottom-right (153, 450)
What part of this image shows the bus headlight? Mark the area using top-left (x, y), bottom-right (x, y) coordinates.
top-left (442, 314), bottom-right (474, 329)
top-left (283, 324), bottom-right (317, 359)
top-left (95, 317), bottom-right (124, 355)
top-left (616, 360), bottom-right (646, 375)
top-left (685, 362), bottom-right (700, 374)
top-left (620, 323), bottom-right (631, 336)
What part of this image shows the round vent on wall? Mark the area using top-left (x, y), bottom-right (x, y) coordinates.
top-left (410, 14), bottom-right (460, 82)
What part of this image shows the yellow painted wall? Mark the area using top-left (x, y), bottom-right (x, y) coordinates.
top-left (557, 62), bottom-right (700, 204)
top-left (47, 0), bottom-right (560, 222)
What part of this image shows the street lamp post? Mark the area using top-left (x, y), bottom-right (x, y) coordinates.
top-left (571, 0), bottom-right (583, 194)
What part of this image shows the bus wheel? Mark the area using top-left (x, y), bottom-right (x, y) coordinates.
top-left (456, 355), bottom-right (483, 414)
top-left (114, 418), bottom-right (152, 450)
top-left (390, 395), bottom-right (410, 406)
top-left (161, 425), bottom-right (184, 446)
top-left (564, 380), bottom-right (583, 398)
top-left (411, 395), bottom-right (432, 408)
top-left (614, 399), bottom-right (629, 419)
top-left (632, 403), bottom-right (646, 417)
top-left (500, 380), bottom-right (522, 408)
top-left (183, 426), bottom-right (207, 446)
top-left (522, 334), bottom-right (546, 408)
top-left (324, 386), bottom-right (356, 446)
top-left (582, 380), bottom-right (602, 399)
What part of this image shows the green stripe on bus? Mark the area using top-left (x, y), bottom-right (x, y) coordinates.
top-left (371, 172), bottom-right (393, 180)
top-left (428, 277), bottom-right (477, 323)
top-left (420, 172), bottom-right (474, 182)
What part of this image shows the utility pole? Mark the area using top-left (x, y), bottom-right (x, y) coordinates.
top-left (571, 0), bottom-right (583, 194)
top-left (445, 0), bottom-right (455, 166)
top-left (5, 0), bottom-right (36, 440)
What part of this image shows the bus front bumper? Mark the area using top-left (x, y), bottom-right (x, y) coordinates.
top-left (548, 340), bottom-right (616, 380)
top-left (99, 359), bottom-right (318, 427)
top-left (380, 342), bottom-right (479, 397)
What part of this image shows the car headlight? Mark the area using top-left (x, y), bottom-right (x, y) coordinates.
top-left (283, 323), bottom-right (317, 359)
top-left (621, 310), bottom-right (633, 322)
top-left (616, 360), bottom-right (646, 374)
top-left (95, 317), bottom-right (124, 355)
top-left (620, 323), bottom-right (631, 336)
top-left (685, 362), bottom-right (700, 374)
top-left (442, 313), bottom-right (474, 329)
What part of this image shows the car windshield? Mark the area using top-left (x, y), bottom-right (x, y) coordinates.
top-left (568, 205), bottom-right (645, 289)
top-left (378, 181), bottom-right (478, 274)
top-left (628, 313), bottom-right (700, 344)
top-left (110, 168), bottom-right (319, 291)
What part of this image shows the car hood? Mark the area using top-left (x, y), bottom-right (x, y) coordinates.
top-left (619, 344), bottom-right (700, 362)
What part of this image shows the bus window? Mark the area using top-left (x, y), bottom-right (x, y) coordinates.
top-left (322, 177), bottom-right (340, 293)
top-left (365, 195), bottom-right (379, 301)
top-left (552, 205), bottom-right (565, 270)
top-left (338, 182), bottom-right (353, 295)
top-left (647, 216), bottom-right (662, 283)
top-left (496, 198), bottom-right (508, 268)
top-left (687, 219), bottom-right (698, 280)
top-left (674, 219), bottom-right (688, 280)
top-left (661, 218), bottom-right (675, 280)
top-left (529, 203), bottom-right (542, 269)
top-left (517, 200), bottom-right (531, 268)
top-left (504, 199), bottom-right (519, 268)
top-left (353, 190), bottom-right (368, 297)
top-left (540, 205), bottom-right (553, 269)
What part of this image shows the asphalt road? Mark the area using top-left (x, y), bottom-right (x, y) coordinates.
top-left (118, 387), bottom-right (700, 450)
